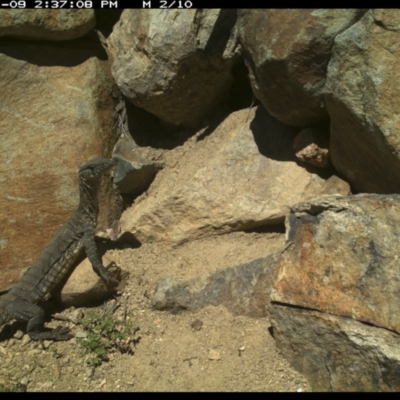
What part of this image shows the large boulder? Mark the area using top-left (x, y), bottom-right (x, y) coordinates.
top-left (238, 9), bottom-right (365, 127)
top-left (0, 9), bottom-right (95, 41)
top-left (269, 305), bottom-right (400, 392)
top-left (120, 106), bottom-right (350, 246)
top-left (324, 10), bottom-right (400, 193)
top-left (0, 38), bottom-right (115, 289)
top-left (270, 194), bottom-right (400, 391)
top-left (108, 9), bottom-right (240, 128)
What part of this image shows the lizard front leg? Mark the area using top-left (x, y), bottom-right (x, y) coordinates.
top-left (83, 231), bottom-right (119, 286)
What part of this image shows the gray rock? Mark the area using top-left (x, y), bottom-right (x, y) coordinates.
top-left (112, 136), bottom-right (163, 195)
top-left (238, 9), bottom-right (365, 127)
top-left (324, 10), bottom-right (400, 193)
top-left (269, 304), bottom-right (400, 392)
top-left (108, 9), bottom-right (240, 128)
top-left (152, 251), bottom-right (281, 318)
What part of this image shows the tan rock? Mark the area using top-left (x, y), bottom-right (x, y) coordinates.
top-left (108, 9), bottom-right (240, 128)
top-left (59, 249), bottom-right (127, 308)
top-left (319, 175), bottom-right (351, 196)
top-left (271, 194), bottom-right (400, 334)
top-left (208, 349), bottom-right (221, 361)
top-left (293, 127), bottom-right (330, 168)
top-left (0, 10), bottom-right (95, 41)
top-left (238, 9), bottom-right (365, 127)
top-left (324, 10), bottom-right (400, 193)
top-left (120, 106), bottom-right (350, 245)
top-left (0, 38), bottom-right (115, 289)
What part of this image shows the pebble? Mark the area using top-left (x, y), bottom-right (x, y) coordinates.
top-left (191, 319), bottom-right (203, 331)
top-left (20, 377), bottom-right (29, 386)
top-left (13, 330), bottom-right (24, 340)
top-left (75, 331), bottom-right (88, 338)
top-left (208, 349), bottom-right (221, 361)
top-left (86, 367), bottom-right (95, 379)
top-left (42, 340), bottom-right (51, 349)
top-left (22, 335), bottom-right (31, 346)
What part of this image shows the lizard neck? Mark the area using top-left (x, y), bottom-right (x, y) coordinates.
top-left (78, 180), bottom-right (100, 220)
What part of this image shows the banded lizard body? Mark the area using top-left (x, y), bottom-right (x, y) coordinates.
top-left (0, 157), bottom-right (119, 341)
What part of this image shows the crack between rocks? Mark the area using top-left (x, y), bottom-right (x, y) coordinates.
top-left (270, 300), bottom-right (400, 336)
top-left (292, 203), bottom-right (348, 217)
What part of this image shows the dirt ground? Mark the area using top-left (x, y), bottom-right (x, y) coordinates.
top-left (0, 230), bottom-right (310, 392)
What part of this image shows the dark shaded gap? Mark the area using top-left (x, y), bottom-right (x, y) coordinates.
top-left (226, 58), bottom-right (260, 112)
top-left (95, 9), bottom-right (124, 38)
top-left (125, 99), bottom-right (196, 150)
top-left (0, 35), bottom-right (108, 67)
top-left (244, 224), bottom-right (286, 235)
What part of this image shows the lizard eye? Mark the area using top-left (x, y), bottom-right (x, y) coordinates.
top-left (80, 170), bottom-right (92, 179)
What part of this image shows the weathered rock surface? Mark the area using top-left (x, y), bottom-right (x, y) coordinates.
top-left (293, 126), bottom-right (330, 168)
top-left (0, 38), bottom-right (115, 289)
top-left (0, 10), bottom-right (95, 41)
top-left (121, 106), bottom-right (350, 245)
top-left (152, 251), bottom-right (280, 318)
top-left (324, 9), bottom-right (400, 193)
top-left (108, 9), bottom-right (240, 128)
top-left (269, 193), bottom-right (400, 390)
top-left (238, 9), bottom-right (365, 127)
top-left (269, 305), bottom-right (400, 392)
top-left (112, 136), bottom-right (163, 195)
top-left (272, 194), bottom-right (400, 333)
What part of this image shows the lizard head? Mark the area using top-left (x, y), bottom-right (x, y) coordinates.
top-left (78, 157), bottom-right (115, 182)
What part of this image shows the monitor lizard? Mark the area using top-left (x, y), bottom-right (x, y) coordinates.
top-left (0, 157), bottom-right (120, 341)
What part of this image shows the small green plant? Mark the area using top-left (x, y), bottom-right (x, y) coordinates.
top-left (77, 305), bottom-right (137, 367)
top-left (48, 346), bottom-right (58, 356)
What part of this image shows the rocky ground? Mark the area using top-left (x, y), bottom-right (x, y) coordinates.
top-left (0, 230), bottom-right (310, 392)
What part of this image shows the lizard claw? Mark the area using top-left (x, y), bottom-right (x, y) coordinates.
top-left (99, 262), bottom-right (121, 287)
top-left (29, 326), bottom-right (73, 341)
top-left (53, 326), bottom-right (73, 341)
